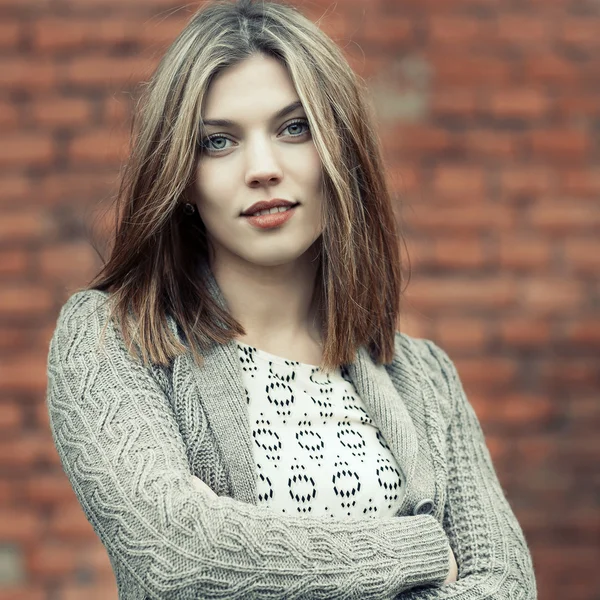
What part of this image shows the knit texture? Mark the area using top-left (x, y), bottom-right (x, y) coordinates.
top-left (46, 289), bottom-right (536, 599)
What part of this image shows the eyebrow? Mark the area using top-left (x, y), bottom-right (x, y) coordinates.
top-left (201, 100), bottom-right (304, 128)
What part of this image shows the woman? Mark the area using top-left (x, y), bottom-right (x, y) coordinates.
top-left (46, 0), bottom-right (537, 598)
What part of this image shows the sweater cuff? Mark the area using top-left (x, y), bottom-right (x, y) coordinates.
top-left (390, 515), bottom-right (451, 590)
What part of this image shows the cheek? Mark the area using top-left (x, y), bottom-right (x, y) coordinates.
top-left (301, 146), bottom-right (324, 194)
top-left (194, 161), bottom-right (232, 211)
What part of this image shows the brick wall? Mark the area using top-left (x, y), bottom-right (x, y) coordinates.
top-left (1, 0), bottom-right (598, 598)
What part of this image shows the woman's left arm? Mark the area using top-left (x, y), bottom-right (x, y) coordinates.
top-left (399, 341), bottom-right (537, 599)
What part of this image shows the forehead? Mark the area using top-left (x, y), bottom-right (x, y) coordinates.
top-left (202, 54), bottom-right (301, 120)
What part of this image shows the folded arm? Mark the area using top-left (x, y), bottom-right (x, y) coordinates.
top-left (47, 291), bottom-right (454, 600)
top-left (396, 341), bottom-right (537, 599)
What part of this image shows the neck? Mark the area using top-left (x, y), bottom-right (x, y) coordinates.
top-left (209, 244), bottom-right (323, 347)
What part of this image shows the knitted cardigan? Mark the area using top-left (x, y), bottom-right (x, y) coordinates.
top-left (46, 283), bottom-right (536, 599)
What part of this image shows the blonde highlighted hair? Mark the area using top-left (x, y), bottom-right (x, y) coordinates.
top-left (89, 0), bottom-right (405, 372)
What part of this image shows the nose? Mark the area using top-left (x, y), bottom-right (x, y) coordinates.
top-left (244, 136), bottom-right (283, 188)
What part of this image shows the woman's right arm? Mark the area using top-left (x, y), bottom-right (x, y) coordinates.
top-left (47, 290), bottom-right (452, 600)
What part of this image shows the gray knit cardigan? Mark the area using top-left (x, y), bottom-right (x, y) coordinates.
top-left (46, 283), bottom-right (536, 599)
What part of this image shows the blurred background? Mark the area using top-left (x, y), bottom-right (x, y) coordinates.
top-left (1, 0), bottom-right (599, 598)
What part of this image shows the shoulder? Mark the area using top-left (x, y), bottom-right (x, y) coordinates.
top-left (55, 289), bottom-right (112, 328)
top-left (392, 332), bottom-right (456, 379)
top-left (49, 289), bottom-right (118, 364)
top-left (388, 331), bottom-right (462, 421)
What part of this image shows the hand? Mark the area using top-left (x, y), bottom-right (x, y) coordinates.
top-left (443, 546), bottom-right (458, 585)
top-left (190, 475), bottom-right (218, 498)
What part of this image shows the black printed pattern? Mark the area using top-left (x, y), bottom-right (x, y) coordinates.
top-left (236, 341), bottom-right (403, 519)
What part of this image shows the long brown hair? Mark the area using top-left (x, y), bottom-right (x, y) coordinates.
top-left (89, 0), bottom-right (404, 373)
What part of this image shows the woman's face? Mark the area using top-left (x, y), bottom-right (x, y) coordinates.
top-left (191, 54), bottom-right (324, 270)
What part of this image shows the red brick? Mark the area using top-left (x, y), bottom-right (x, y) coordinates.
top-left (563, 239), bottom-right (600, 273)
top-left (79, 543), bottom-right (115, 579)
top-left (0, 400), bottom-right (23, 430)
top-left (0, 353), bottom-right (49, 392)
top-left (391, 126), bottom-right (452, 157)
top-left (138, 16), bottom-right (190, 46)
top-left (32, 18), bottom-right (138, 51)
top-left (454, 357), bottom-right (517, 388)
top-left (345, 52), bottom-right (386, 80)
top-left (403, 236), bottom-right (430, 270)
top-left (39, 242), bottom-right (100, 284)
top-left (24, 473), bottom-right (75, 507)
top-left (0, 326), bottom-right (28, 352)
top-left (407, 204), bottom-right (514, 232)
top-left (512, 437), bottom-right (553, 470)
top-left (526, 55), bottom-right (579, 84)
top-left (529, 129), bottom-right (590, 161)
top-left (560, 169), bottom-right (600, 197)
top-left (497, 15), bottom-right (550, 45)
top-left (499, 393), bottom-right (557, 426)
top-left (0, 249), bottom-right (30, 276)
top-left (498, 236), bottom-right (551, 270)
top-left (104, 94), bottom-right (132, 125)
top-left (0, 134), bottom-right (53, 166)
top-left (0, 0), bottom-right (52, 6)
top-left (462, 130), bottom-right (518, 160)
top-left (431, 88), bottom-right (478, 118)
top-left (26, 541), bottom-right (80, 579)
top-left (397, 310), bottom-right (430, 340)
top-left (0, 285), bottom-right (53, 318)
top-left (486, 88), bottom-right (549, 119)
top-left (557, 91), bottom-right (600, 118)
top-left (0, 590), bottom-right (42, 600)
top-left (429, 16), bottom-right (493, 45)
top-left (558, 18), bottom-right (600, 48)
top-left (362, 15), bottom-right (412, 45)
top-left (0, 209), bottom-right (52, 243)
top-left (36, 172), bottom-right (118, 206)
top-left (0, 59), bottom-right (55, 90)
top-left (431, 166), bottom-right (486, 202)
top-left (0, 21), bottom-right (20, 49)
top-left (0, 508), bottom-right (41, 544)
top-left (567, 396), bottom-right (600, 431)
top-left (431, 237), bottom-right (487, 269)
top-left (32, 97), bottom-right (93, 127)
top-left (432, 54), bottom-right (512, 85)
top-left (389, 163), bottom-right (420, 195)
top-left (498, 319), bottom-right (551, 348)
top-left (62, 56), bottom-right (156, 88)
top-left (521, 279), bottom-right (584, 315)
top-left (542, 360), bottom-right (599, 390)
top-left (529, 201), bottom-right (600, 233)
top-left (62, 0), bottom-right (180, 5)
top-left (32, 19), bottom-right (88, 51)
top-left (435, 318), bottom-right (488, 350)
top-left (0, 100), bottom-right (18, 129)
top-left (48, 502), bottom-right (97, 541)
top-left (58, 582), bottom-right (119, 600)
top-left (35, 399), bottom-right (51, 429)
top-left (408, 277), bottom-right (516, 311)
top-left (500, 166), bottom-right (555, 199)
top-left (563, 319), bottom-right (600, 347)
top-left (68, 130), bottom-right (130, 164)
top-left (0, 176), bottom-right (31, 203)
top-left (0, 433), bottom-right (57, 470)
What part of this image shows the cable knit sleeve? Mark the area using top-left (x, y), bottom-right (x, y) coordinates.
top-left (398, 340), bottom-right (537, 599)
top-left (46, 290), bottom-right (454, 600)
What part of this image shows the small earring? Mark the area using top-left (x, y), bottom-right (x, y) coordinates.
top-left (183, 202), bottom-right (196, 215)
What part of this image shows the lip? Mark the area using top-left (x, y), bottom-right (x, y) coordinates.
top-left (240, 198), bottom-right (298, 217)
top-left (243, 204), bottom-right (298, 230)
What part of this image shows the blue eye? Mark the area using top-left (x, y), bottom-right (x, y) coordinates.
top-left (198, 119), bottom-right (310, 155)
top-left (200, 135), bottom-right (233, 153)
top-left (283, 119), bottom-right (310, 137)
